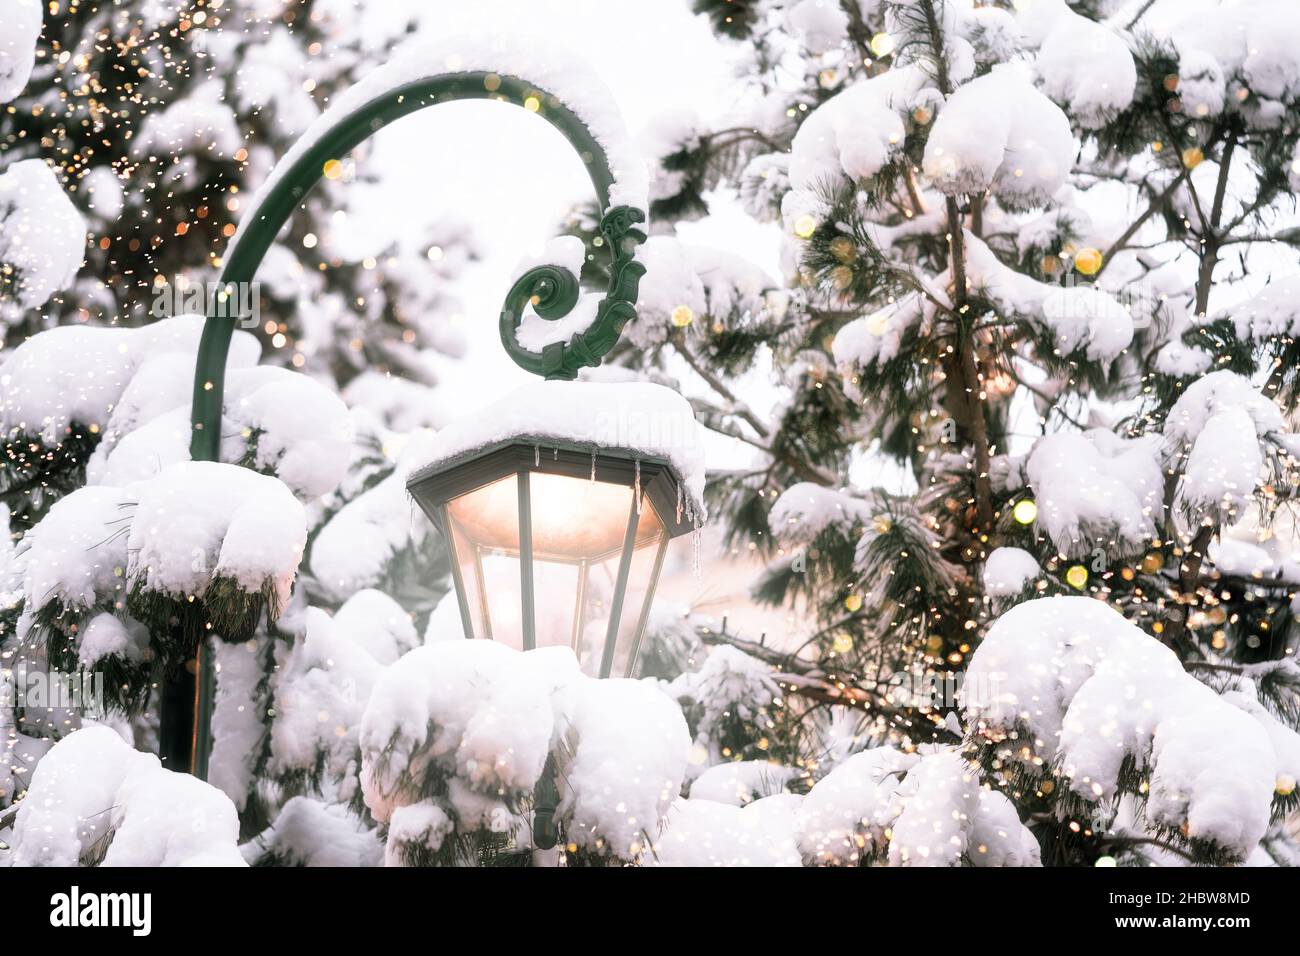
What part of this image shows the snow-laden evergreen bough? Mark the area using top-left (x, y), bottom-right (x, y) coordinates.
top-left (572, 0), bottom-right (1300, 866)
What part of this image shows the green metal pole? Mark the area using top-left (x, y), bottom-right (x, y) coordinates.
top-left (183, 71), bottom-right (646, 781)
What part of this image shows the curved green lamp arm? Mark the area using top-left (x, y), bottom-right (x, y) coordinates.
top-left (184, 71), bottom-right (648, 780)
top-left (190, 70), bottom-right (647, 461)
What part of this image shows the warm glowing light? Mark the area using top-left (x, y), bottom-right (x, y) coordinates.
top-left (322, 159), bottom-right (343, 180)
top-left (844, 593), bottom-right (863, 612)
top-left (832, 633), bottom-right (854, 654)
top-left (1182, 146), bottom-right (1204, 169)
top-left (1012, 499), bottom-right (1038, 525)
top-left (869, 32), bottom-right (895, 57)
top-left (671, 305), bottom-right (694, 327)
top-left (1073, 247), bottom-right (1103, 276)
top-left (793, 214), bottom-right (817, 239)
top-left (1065, 565), bottom-right (1088, 589)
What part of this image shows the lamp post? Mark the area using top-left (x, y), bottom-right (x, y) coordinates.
top-left (170, 45), bottom-right (679, 801)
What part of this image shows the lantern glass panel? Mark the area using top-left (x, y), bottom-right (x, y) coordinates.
top-left (601, 503), bottom-right (669, 678)
top-left (444, 472), bottom-right (520, 644)
top-left (441, 468), bottom-right (668, 674)
top-left (413, 433), bottom-right (698, 683)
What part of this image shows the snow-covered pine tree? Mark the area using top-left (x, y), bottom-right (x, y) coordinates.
top-left (0, 0), bottom-right (479, 530)
top-left (590, 0), bottom-right (1300, 865)
top-left (0, 1), bottom-right (463, 849)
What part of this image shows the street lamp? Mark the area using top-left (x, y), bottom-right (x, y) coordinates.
top-left (175, 42), bottom-right (692, 793)
top-left (408, 429), bottom-right (695, 679)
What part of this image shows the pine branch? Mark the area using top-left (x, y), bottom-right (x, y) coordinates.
top-left (1096, 170), bottom-right (1188, 274)
top-left (696, 625), bottom-right (962, 744)
top-left (675, 339), bottom-right (838, 486)
top-left (1193, 131), bottom-right (1237, 317)
top-left (1162, 522), bottom-right (1217, 648)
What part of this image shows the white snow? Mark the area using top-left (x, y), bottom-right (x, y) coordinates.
top-left (669, 645), bottom-right (781, 765)
top-left (1019, 0), bottom-right (1137, 128)
top-left (0, 315), bottom-right (260, 444)
top-left (359, 639), bottom-right (690, 862)
top-left (1210, 537), bottom-right (1300, 584)
top-left (846, 233), bottom-right (1135, 367)
top-left (553, 675), bottom-right (689, 858)
top-left (407, 379), bottom-right (707, 518)
top-left (89, 363), bottom-right (350, 500)
top-left (343, 372), bottom-right (452, 433)
top-left (131, 79), bottom-right (243, 160)
top-left (8, 726), bottom-right (244, 866)
top-left (922, 66), bottom-right (1076, 209)
top-left (639, 109), bottom-right (703, 207)
top-left (1156, 0), bottom-right (1300, 129)
top-left (795, 746), bottom-right (916, 865)
top-left (1025, 430), bottom-right (1163, 557)
top-left (243, 796), bottom-right (383, 867)
top-left (785, 65), bottom-right (927, 220)
top-left (1039, 285), bottom-right (1134, 364)
top-left (0, 159), bottom-right (87, 318)
top-left (964, 596), bottom-right (1285, 860)
top-left (983, 547), bottom-right (1041, 597)
top-left (768, 482), bottom-right (874, 544)
top-left (309, 430), bottom-right (438, 603)
top-left (127, 461), bottom-right (307, 612)
top-left (653, 794), bottom-right (803, 866)
top-left (360, 640), bottom-right (578, 826)
top-left (21, 484), bottom-right (133, 613)
top-left (888, 750), bottom-right (979, 867)
top-left (784, 0), bottom-right (849, 55)
top-left (268, 607), bottom-right (385, 786)
top-left (332, 588), bottom-right (419, 665)
top-left (689, 760), bottom-right (798, 806)
top-left (423, 590), bottom-right (468, 643)
top-left (385, 800), bottom-right (455, 863)
top-left (1164, 371), bottom-right (1286, 524)
top-left (209, 636), bottom-right (270, 809)
top-left (629, 236), bottom-right (777, 350)
top-left (967, 788), bottom-right (1042, 867)
top-left (1178, 406), bottom-right (1261, 522)
top-left (831, 294), bottom-right (929, 380)
top-left (77, 612), bottom-right (149, 668)
top-left (1178, 48), bottom-right (1228, 119)
top-left (1164, 370), bottom-right (1285, 446)
top-left (0, 0), bottom-right (42, 102)
top-left (1224, 273), bottom-right (1300, 341)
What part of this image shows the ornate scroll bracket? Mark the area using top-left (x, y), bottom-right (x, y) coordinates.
top-left (499, 205), bottom-right (648, 380)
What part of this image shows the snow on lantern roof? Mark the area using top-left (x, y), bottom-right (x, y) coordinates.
top-left (408, 379), bottom-right (707, 521)
top-left (233, 35), bottom-right (648, 257)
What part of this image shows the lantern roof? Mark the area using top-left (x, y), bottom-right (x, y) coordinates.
top-left (408, 379), bottom-right (707, 523)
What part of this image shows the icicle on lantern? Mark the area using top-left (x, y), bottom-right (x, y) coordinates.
top-left (407, 380), bottom-right (705, 679)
